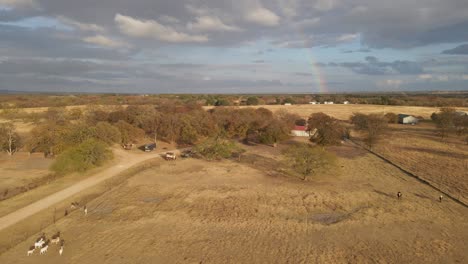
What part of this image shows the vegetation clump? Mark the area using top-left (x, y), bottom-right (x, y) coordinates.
top-left (283, 143), bottom-right (336, 180)
top-left (51, 139), bottom-right (113, 175)
top-left (351, 113), bottom-right (388, 149)
top-left (194, 138), bottom-right (242, 160)
top-left (307, 112), bottom-right (347, 145)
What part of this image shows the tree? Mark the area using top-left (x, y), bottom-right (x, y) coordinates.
top-left (432, 108), bottom-right (456, 139)
top-left (283, 144), bottom-right (336, 180)
top-left (282, 97), bottom-right (295, 105)
top-left (351, 113), bottom-right (388, 149)
top-left (307, 113), bottom-right (347, 145)
top-left (384, 112), bottom-right (398, 123)
top-left (194, 138), bottom-right (242, 160)
top-left (258, 119), bottom-right (291, 145)
top-left (93, 122), bottom-right (122, 145)
top-left (51, 139), bottom-right (113, 175)
top-left (246, 96), bottom-right (259, 105)
top-left (114, 120), bottom-right (145, 144)
top-left (0, 122), bottom-right (21, 155)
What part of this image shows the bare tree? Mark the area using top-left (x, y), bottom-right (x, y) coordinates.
top-left (0, 122), bottom-right (21, 155)
top-left (351, 113), bottom-right (388, 150)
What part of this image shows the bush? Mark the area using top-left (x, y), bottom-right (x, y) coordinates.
top-left (246, 96), bottom-right (259, 105)
top-left (351, 113), bottom-right (388, 149)
top-left (283, 143), bottom-right (336, 180)
top-left (384, 112), bottom-right (398, 123)
top-left (194, 138), bottom-right (242, 160)
top-left (51, 139), bottom-right (113, 175)
top-left (308, 113), bottom-right (347, 145)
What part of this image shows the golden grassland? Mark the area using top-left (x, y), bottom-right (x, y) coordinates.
top-left (1, 144), bottom-right (466, 263)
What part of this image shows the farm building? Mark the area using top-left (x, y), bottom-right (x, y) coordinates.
top-left (309, 101), bottom-right (318, 105)
top-left (291, 126), bottom-right (310, 137)
top-left (324, 101), bottom-right (334, 105)
top-left (398, 114), bottom-right (419, 124)
top-left (343, 101), bottom-right (350, 104)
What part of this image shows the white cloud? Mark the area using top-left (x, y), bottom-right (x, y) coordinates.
top-left (0, 0), bottom-right (37, 8)
top-left (377, 79), bottom-right (403, 88)
top-left (187, 16), bottom-right (242, 32)
top-left (83, 35), bottom-right (129, 48)
top-left (337, 33), bottom-right (358, 42)
top-left (418, 74), bottom-right (432, 80)
top-left (115, 13), bottom-right (208, 43)
top-left (245, 7), bottom-right (280, 26)
top-left (58, 16), bottom-right (105, 32)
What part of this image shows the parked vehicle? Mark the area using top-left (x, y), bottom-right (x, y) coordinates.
top-left (181, 150), bottom-right (196, 158)
top-left (144, 143), bottom-right (156, 152)
top-left (165, 152), bottom-right (176, 160)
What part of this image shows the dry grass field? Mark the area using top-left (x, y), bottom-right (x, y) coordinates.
top-left (367, 122), bottom-right (468, 204)
top-left (0, 153), bottom-right (53, 201)
top-left (205, 104), bottom-right (468, 120)
top-left (0, 143), bottom-right (467, 264)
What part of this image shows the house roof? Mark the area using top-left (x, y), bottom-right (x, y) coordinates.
top-left (398, 114), bottom-right (412, 118)
top-left (293, 125), bottom-right (307, 131)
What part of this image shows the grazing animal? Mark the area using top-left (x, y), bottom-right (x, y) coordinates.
top-left (71, 202), bottom-right (80, 209)
top-left (84, 205), bottom-right (88, 216)
top-left (397, 191), bottom-right (402, 199)
top-left (439, 195), bottom-right (443, 202)
top-left (27, 246), bottom-right (35, 256)
top-left (40, 244), bottom-right (48, 255)
top-left (34, 239), bottom-right (44, 249)
top-left (51, 231), bottom-right (61, 244)
top-left (59, 246), bottom-right (64, 256)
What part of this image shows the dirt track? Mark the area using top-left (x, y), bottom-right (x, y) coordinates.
top-left (0, 148), bottom-right (180, 232)
top-left (2, 143), bottom-right (466, 263)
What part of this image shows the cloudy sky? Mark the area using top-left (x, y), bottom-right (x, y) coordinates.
top-left (1, 0), bottom-right (468, 94)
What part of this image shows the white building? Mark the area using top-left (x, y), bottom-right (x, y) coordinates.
top-left (291, 126), bottom-right (310, 137)
top-left (343, 101), bottom-right (350, 104)
top-left (309, 101), bottom-right (317, 105)
top-left (398, 114), bottom-right (419, 124)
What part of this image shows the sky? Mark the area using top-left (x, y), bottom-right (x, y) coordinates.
top-left (0, 0), bottom-right (467, 94)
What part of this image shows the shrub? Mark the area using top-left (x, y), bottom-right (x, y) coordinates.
top-left (51, 139), bottom-right (113, 175)
top-left (283, 143), bottom-right (336, 180)
top-left (384, 112), bottom-right (398, 123)
top-left (308, 112), bottom-right (347, 145)
top-left (194, 138), bottom-right (242, 160)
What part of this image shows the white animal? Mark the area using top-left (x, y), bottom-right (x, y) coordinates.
top-left (84, 205), bottom-right (88, 216)
top-left (51, 237), bottom-right (60, 244)
top-left (27, 246), bottom-right (35, 256)
top-left (59, 246), bottom-right (64, 256)
top-left (34, 240), bottom-right (44, 249)
top-left (40, 245), bottom-right (48, 254)
top-left (51, 231), bottom-right (61, 244)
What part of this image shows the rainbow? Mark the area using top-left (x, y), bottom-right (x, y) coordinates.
top-left (306, 49), bottom-right (328, 94)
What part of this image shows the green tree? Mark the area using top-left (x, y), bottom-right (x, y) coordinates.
top-left (194, 138), bottom-right (242, 160)
top-left (283, 144), bottom-right (336, 180)
top-left (246, 96), bottom-right (259, 105)
top-left (51, 139), bottom-right (113, 175)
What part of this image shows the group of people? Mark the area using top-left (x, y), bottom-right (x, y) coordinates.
top-left (397, 191), bottom-right (443, 202)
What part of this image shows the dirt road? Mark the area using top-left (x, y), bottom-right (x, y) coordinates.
top-left (0, 148), bottom-right (180, 232)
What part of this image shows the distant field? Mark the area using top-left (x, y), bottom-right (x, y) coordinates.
top-left (1, 144), bottom-right (466, 263)
top-left (205, 104), bottom-right (468, 120)
top-left (366, 123), bottom-right (468, 204)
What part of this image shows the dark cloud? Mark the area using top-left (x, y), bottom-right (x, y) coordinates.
top-left (0, 24), bottom-right (131, 60)
top-left (330, 57), bottom-right (424, 75)
top-left (442, 44), bottom-right (468, 55)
